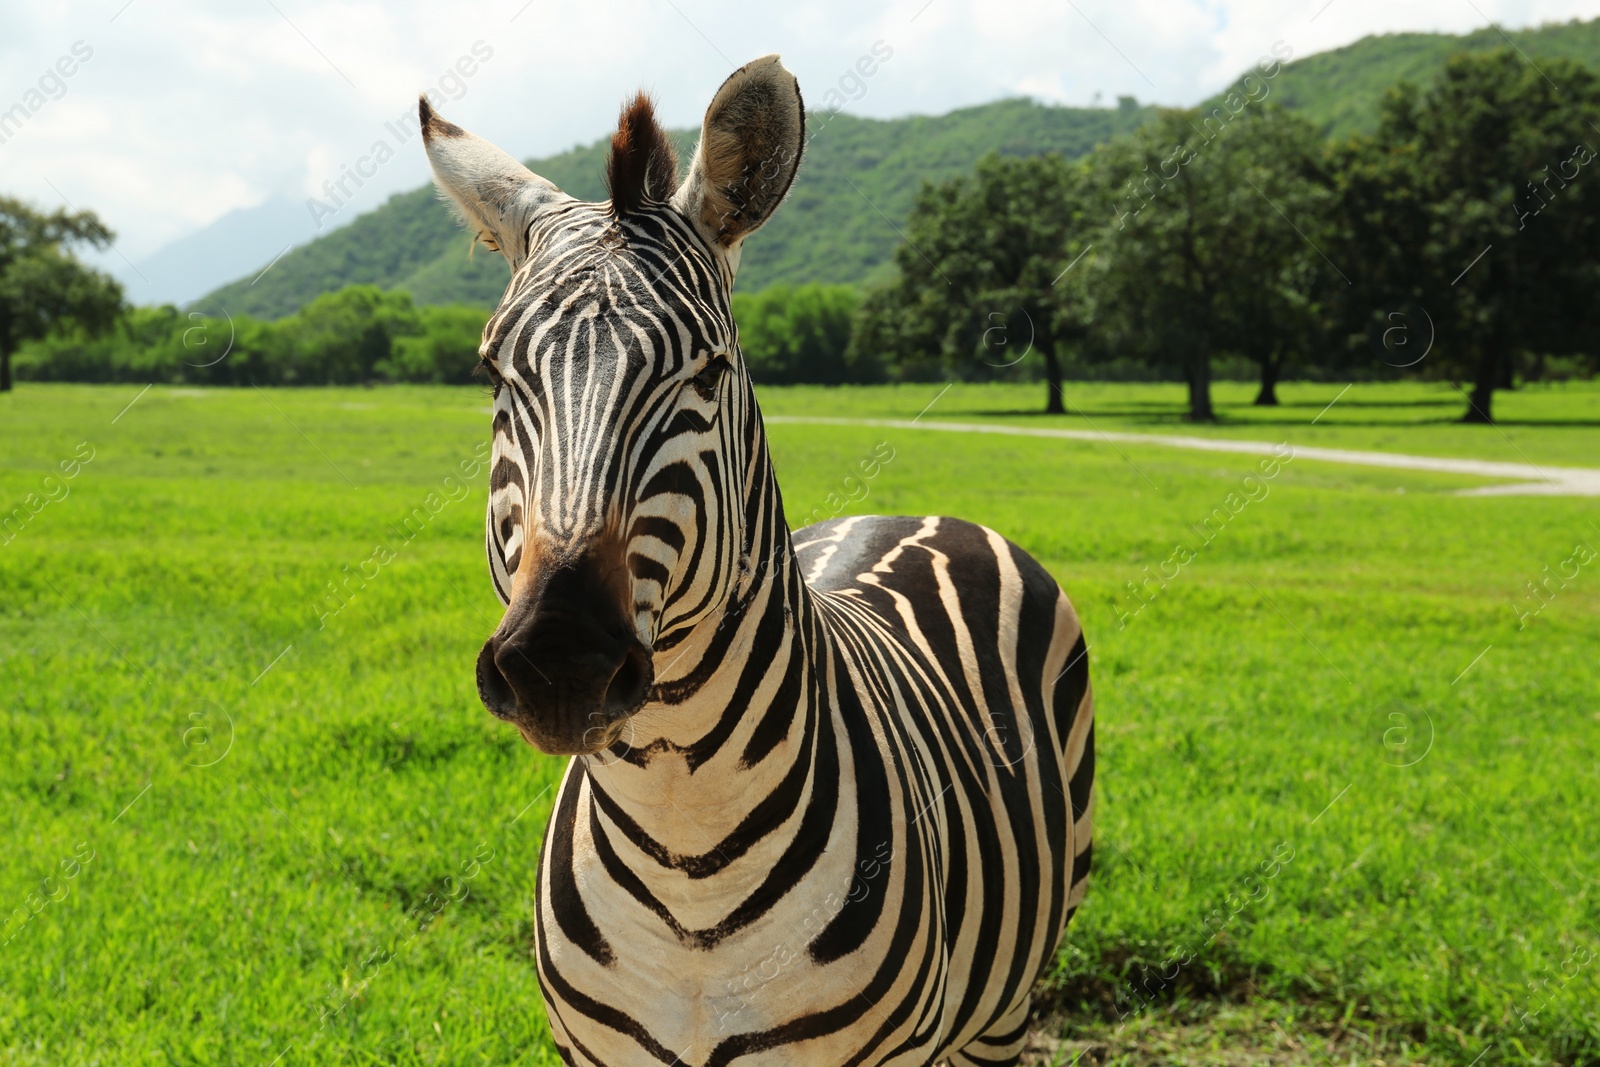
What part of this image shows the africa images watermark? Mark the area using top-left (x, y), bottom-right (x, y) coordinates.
top-left (1, 841), bottom-right (97, 948)
top-left (794, 441), bottom-right (897, 530)
top-left (700, 39), bottom-right (894, 242)
top-left (1514, 139), bottom-right (1594, 231)
top-left (179, 699), bottom-right (236, 770)
top-left (0, 40), bottom-right (94, 147)
top-left (1512, 540), bottom-right (1595, 630)
top-left (1110, 40), bottom-right (1295, 230)
top-left (1111, 840), bottom-right (1297, 1030)
top-left (1, 441), bottom-right (97, 548)
top-left (1114, 442), bottom-right (1295, 628)
top-left (807, 40), bottom-right (894, 144)
top-left (714, 838), bottom-right (895, 1033)
top-left (1370, 302), bottom-right (1435, 369)
top-left (1377, 701), bottom-right (1434, 769)
top-left (313, 841), bottom-right (496, 1029)
top-left (305, 41), bottom-right (494, 231)
top-left (315, 441), bottom-right (491, 628)
top-left (1513, 939), bottom-right (1595, 1032)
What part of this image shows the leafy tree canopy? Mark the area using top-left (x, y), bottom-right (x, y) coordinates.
top-left (0, 197), bottom-right (123, 391)
top-left (853, 152), bottom-right (1095, 413)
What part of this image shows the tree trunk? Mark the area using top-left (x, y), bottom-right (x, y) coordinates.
top-left (1496, 348), bottom-right (1515, 390)
top-left (1462, 345), bottom-right (1496, 424)
top-left (1254, 353), bottom-right (1280, 406)
top-left (0, 343), bottom-right (11, 392)
top-left (1187, 346), bottom-right (1214, 421)
top-left (1039, 327), bottom-right (1064, 414)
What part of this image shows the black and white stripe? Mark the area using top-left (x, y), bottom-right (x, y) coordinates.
top-left (423, 53), bottom-right (1093, 1067)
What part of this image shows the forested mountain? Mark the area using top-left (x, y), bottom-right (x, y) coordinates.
top-left (199, 99), bottom-right (1158, 317)
top-left (1239, 17), bottom-right (1600, 138)
top-left (198, 17), bottom-right (1600, 318)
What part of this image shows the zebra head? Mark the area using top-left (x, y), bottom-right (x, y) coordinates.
top-left (422, 56), bottom-right (804, 756)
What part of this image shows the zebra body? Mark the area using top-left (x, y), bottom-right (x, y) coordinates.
top-left (543, 516), bottom-right (1092, 1066)
top-left (421, 54), bottom-right (1092, 1067)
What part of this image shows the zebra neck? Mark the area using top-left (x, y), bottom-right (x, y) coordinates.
top-left (580, 434), bottom-right (830, 857)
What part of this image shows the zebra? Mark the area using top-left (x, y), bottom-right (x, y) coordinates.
top-left (421, 54), bottom-right (1093, 1067)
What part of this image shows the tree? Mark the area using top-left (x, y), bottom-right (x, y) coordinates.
top-left (379, 303), bottom-right (489, 384)
top-left (272, 285), bottom-right (421, 384)
top-left (732, 283), bottom-right (876, 384)
top-left (0, 197), bottom-right (123, 391)
top-left (1333, 52), bottom-right (1600, 422)
top-left (1088, 106), bottom-right (1340, 420)
top-left (1214, 113), bottom-right (1336, 406)
top-left (11, 287), bottom-right (501, 386)
top-left (852, 153), bottom-right (1094, 413)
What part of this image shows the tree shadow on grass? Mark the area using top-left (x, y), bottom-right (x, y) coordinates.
top-left (948, 407), bottom-right (1180, 419)
top-left (1266, 397), bottom-right (1463, 409)
top-left (946, 407), bottom-right (1451, 427)
top-left (1466, 419), bottom-right (1600, 428)
top-left (932, 406), bottom-right (1600, 430)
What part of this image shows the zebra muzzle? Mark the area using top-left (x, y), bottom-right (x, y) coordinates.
top-left (475, 560), bottom-right (654, 756)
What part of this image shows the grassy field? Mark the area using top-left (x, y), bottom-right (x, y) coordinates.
top-left (2, 381), bottom-right (1597, 1066)
top-left (759, 379), bottom-right (1600, 467)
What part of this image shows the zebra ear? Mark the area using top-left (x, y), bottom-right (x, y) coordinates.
top-left (420, 96), bottom-right (564, 266)
top-left (672, 54), bottom-right (805, 267)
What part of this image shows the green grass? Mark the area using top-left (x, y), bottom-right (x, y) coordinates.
top-left (2, 382), bottom-right (1598, 1066)
top-left (759, 378), bottom-right (1600, 467)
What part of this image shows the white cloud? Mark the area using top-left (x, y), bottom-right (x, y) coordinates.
top-left (0, 0), bottom-right (1595, 267)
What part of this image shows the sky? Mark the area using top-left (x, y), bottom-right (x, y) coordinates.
top-left (2, 0), bottom-right (1597, 276)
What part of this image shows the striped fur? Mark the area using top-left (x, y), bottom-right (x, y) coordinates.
top-left (424, 55), bottom-right (1093, 1067)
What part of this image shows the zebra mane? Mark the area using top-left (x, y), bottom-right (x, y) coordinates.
top-left (606, 92), bottom-right (679, 218)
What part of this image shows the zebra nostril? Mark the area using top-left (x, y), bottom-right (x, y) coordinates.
top-left (476, 638), bottom-right (519, 720)
top-left (602, 642), bottom-right (654, 720)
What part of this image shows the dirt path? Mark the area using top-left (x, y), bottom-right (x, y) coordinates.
top-left (766, 416), bottom-right (1600, 496)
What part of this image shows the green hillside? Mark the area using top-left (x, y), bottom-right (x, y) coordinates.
top-left (1247, 16), bottom-right (1600, 138)
top-left (200, 17), bottom-right (1600, 317)
top-left (200, 99), bottom-right (1157, 318)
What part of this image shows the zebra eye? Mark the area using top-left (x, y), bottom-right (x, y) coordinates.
top-left (477, 356), bottom-right (503, 390)
top-left (690, 360), bottom-right (726, 401)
